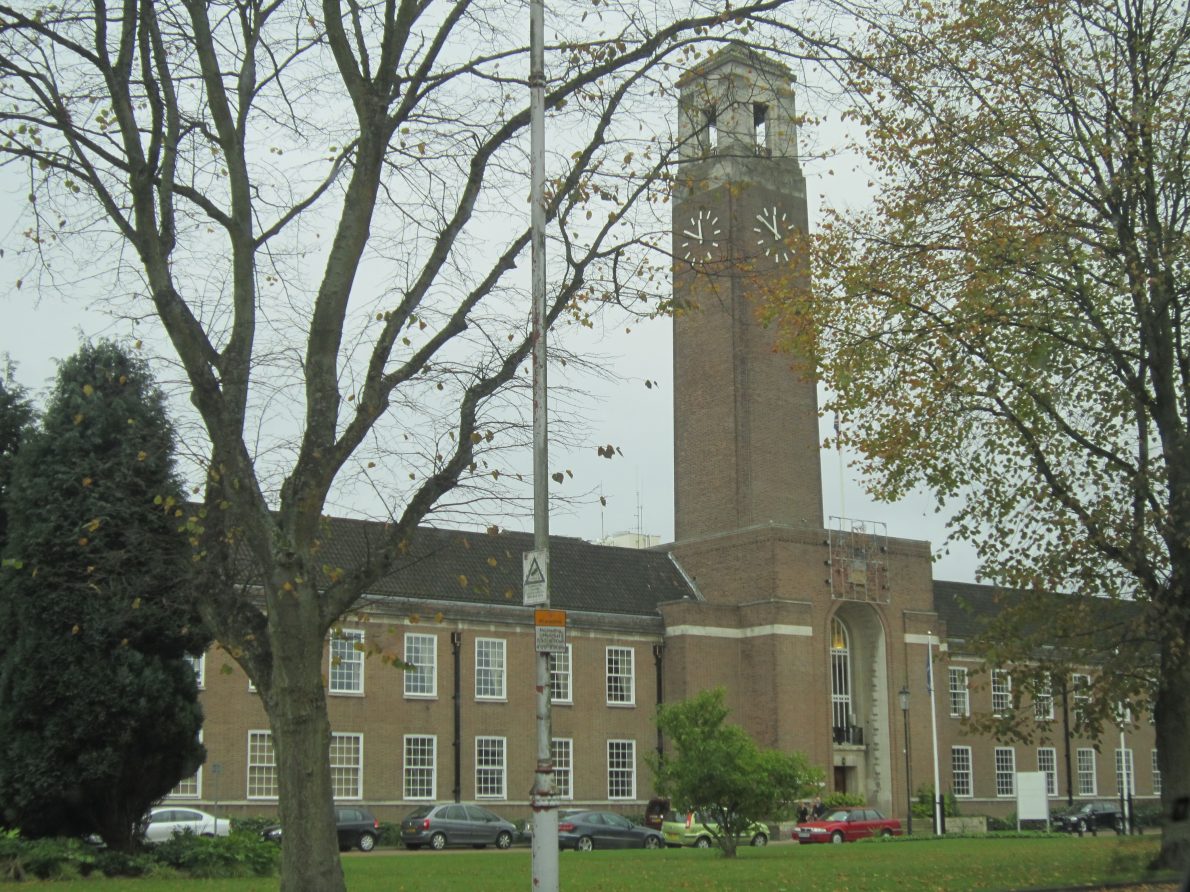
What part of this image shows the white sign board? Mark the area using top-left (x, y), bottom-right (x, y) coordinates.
top-left (535, 625), bottom-right (566, 654)
top-left (1016, 771), bottom-right (1050, 826)
top-left (522, 550), bottom-right (548, 606)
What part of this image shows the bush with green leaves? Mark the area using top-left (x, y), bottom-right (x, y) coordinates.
top-left (151, 830), bottom-right (279, 878)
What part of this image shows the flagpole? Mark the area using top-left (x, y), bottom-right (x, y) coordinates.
top-left (927, 634), bottom-right (942, 835)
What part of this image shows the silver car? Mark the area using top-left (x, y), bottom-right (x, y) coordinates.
top-left (400, 803), bottom-right (516, 850)
top-left (144, 807), bottom-right (230, 843)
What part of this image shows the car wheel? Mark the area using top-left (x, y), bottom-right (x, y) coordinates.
top-left (644, 835), bottom-right (661, 850)
top-left (576, 836), bottom-right (594, 852)
top-left (695, 836), bottom-right (711, 848)
top-left (430, 832), bottom-right (447, 851)
top-left (358, 833), bottom-right (376, 852)
top-left (496, 831), bottom-right (513, 850)
top-left (831, 831), bottom-right (844, 844)
top-left (751, 833), bottom-right (768, 847)
top-left (1076, 819), bottom-right (1086, 834)
top-left (880, 829), bottom-right (893, 838)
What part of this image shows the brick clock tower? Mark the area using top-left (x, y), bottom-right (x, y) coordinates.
top-left (671, 47), bottom-right (823, 542)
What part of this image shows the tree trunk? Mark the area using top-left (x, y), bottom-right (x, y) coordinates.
top-left (1156, 639), bottom-right (1190, 873)
top-left (264, 589), bottom-right (346, 892)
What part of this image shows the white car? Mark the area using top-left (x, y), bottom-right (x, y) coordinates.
top-left (144, 807), bottom-right (231, 842)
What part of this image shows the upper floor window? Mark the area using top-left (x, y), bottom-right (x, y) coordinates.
top-left (329, 629), bottom-right (364, 695)
top-left (550, 645), bottom-right (572, 704)
top-left (606, 646), bottom-right (635, 706)
top-left (1072, 673), bottom-right (1092, 721)
top-left (1034, 679), bottom-right (1054, 721)
top-left (992, 669), bottom-right (1012, 716)
top-left (830, 617), bottom-right (852, 729)
top-left (404, 633), bottom-right (437, 698)
top-left (476, 638), bottom-right (506, 700)
top-left (948, 667), bottom-right (969, 718)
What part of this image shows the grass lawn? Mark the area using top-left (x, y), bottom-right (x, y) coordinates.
top-left (19, 835), bottom-right (1179, 892)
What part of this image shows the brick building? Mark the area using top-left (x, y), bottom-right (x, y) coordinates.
top-left (174, 47), bottom-right (1158, 828)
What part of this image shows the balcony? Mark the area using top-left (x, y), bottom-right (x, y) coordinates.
top-left (832, 724), bottom-right (865, 746)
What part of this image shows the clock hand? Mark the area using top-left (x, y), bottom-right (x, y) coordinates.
top-left (681, 230), bottom-right (700, 239)
top-left (696, 219), bottom-right (703, 240)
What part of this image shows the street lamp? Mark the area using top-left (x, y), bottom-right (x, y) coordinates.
top-left (899, 685), bottom-right (913, 835)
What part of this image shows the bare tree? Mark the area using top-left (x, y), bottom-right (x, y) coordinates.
top-left (0, 2), bottom-right (832, 888)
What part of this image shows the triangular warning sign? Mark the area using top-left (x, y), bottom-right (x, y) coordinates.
top-left (524, 556), bottom-right (546, 585)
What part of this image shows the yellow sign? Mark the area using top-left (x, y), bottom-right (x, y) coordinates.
top-left (535, 608), bottom-right (566, 627)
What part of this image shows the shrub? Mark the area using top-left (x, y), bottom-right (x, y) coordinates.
top-left (822, 792), bottom-right (865, 810)
top-left (151, 831), bottom-right (279, 878)
top-left (377, 822), bottom-right (402, 848)
top-left (912, 785), bottom-right (961, 818)
top-left (0, 834), bottom-right (95, 882)
top-left (92, 848), bottom-right (160, 878)
top-left (230, 815), bottom-right (276, 838)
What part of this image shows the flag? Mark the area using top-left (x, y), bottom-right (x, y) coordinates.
top-left (925, 649), bottom-right (933, 694)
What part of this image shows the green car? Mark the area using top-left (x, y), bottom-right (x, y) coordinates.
top-left (660, 810), bottom-right (769, 848)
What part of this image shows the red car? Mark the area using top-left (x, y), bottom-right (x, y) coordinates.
top-left (794, 808), bottom-right (902, 844)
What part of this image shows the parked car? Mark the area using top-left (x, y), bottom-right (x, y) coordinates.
top-left (558, 811), bottom-right (664, 851)
top-left (1053, 801), bottom-right (1122, 835)
top-left (794, 807), bottom-right (901, 844)
top-left (661, 809), bottom-right (768, 848)
top-left (262, 805), bottom-right (381, 851)
top-left (400, 803), bottom-right (517, 850)
top-left (144, 807), bottom-right (230, 843)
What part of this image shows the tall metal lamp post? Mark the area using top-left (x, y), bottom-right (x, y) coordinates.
top-left (899, 685), bottom-right (913, 835)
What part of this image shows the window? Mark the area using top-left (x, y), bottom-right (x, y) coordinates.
top-left (1038, 747), bottom-right (1057, 796)
top-left (550, 645), bottom-right (572, 704)
top-left (995, 747), bottom-right (1016, 797)
top-left (606, 647), bottom-right (635, 705)
top-left (608, 740), bottom-right (636, 800)
top-left (476, 639), bottom-right (506, 700)
top-left (1034, 679), bottom-right (1054, 721)
top-left (475, 736), bottom-right (506, 799)
top-left (185, 654), bottom-right (205, 690)
top-left (1116, 748), bottom-right (1134, 797)
top-left (172, 730), bottom-right (203, 797)
top-left (330, 733), bottom-right (363, 799)
top-left (552, 738), bottom-right (573, 800)
top-left (247, 730), bottom-right (278, 799)
top-left (830, 618), bottom-right (853, 729)
top-left (948, 667), bottom-right (969, 718)
top-left (1072, 673), bottom-right (1091, 721)
top-left (951, 746), bottom-right (973, 798)
top-left (329, 629), bottom-right (364, 695)
top-left (992, 670), bottom-right (1012, 716)
top-left (404, 633), bottom-right (437, 698)
top-left (1077, 748), bottom-right (1097, 796)
top-left (753, 103), bottom-right (768, 154)
top-left (1153, 750), bottom-right (1162, 795)
top-left (404, 735), bottom-right (436, 800)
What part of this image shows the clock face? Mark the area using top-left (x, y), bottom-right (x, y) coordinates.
top-left (753, 205), bottom-right (793, 263)
top-left (680, 208), bottom-right (722, 263)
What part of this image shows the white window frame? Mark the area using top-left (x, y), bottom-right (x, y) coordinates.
top-left (948, 667), bottom-right (969, 718)
top-left (1116, 748), bottom-right (1134, 798)
top-left (330, 733), bottom-right (363, 800)
top-left (247, 730), bottom-right (278, 800)
top-left (1153, 749), bottom-right (1162, 795)
top-left (552, 738), bottom-right (573, 800)
top-left (992, 670), bottom-right (1012, 716)
top-left (171, 729), bottom-right (203, 798)
top-left (475, 638), bottom-right (507, 701)
top-left (1038, 747), bottom-right (1057, 796)
top-left (329, 629), bottom-right (365, 695)
top-left (550, 645), bottom-right (572, 705)
top-left (830, 617), bottom-right (853, 729)
top-left (1077, 747), bottom-right (1097, 796)
top-left (404, 633), bottom-right (437, 698)
top-left (606, 646), bottom-right (635, 706)
top-left (403, 735), bottom-right (437, 801)
top-left (185, 653), bottom-right (205, 690)
top-left (475, 736), bottom-right (507, 799)
top-left (1072, 673), bottom-right (1091, 720)
top-left (1034, 680), bottom-right (1054, 721)
top-left (951, 746), bottom-right (973, 798)
top-left (995, 746), bottom-right (1016, 797)
top-left (607, 739), bottom-right (636, 800)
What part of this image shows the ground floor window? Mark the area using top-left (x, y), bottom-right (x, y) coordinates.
top-left (1116, 748), bottom-right (1134, 798)
top-left (1153, 749), bottom-right (1162, 795)
top-left (1077, 748), bottom-right (1097, 796)
top-left (1038, 747), bottom-right (1057, 797)
top-left (995, 747), bottom-right (1016, 797)
top-left (247, 731), bottom-right (278, 800)
top-left (552, 738), bottom-right (573, 800)
top-left (951, 746), bottom-right (972, 798)
top-left (476, 736), bottom-right (506, 799)
top-left (607, 740), bottom-right (636, 800)
top-left (329, 733), bottom-right (363, 799)
top-left (404, 735), bottom-right (436, 800)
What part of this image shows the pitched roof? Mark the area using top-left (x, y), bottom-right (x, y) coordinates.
top-left (319, 517), bottom-right (695, 617)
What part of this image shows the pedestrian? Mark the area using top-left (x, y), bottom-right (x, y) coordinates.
top-left (812, 797), bottom-right (825, 819)
top-left (797, 802), bottom-right (809, 824)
